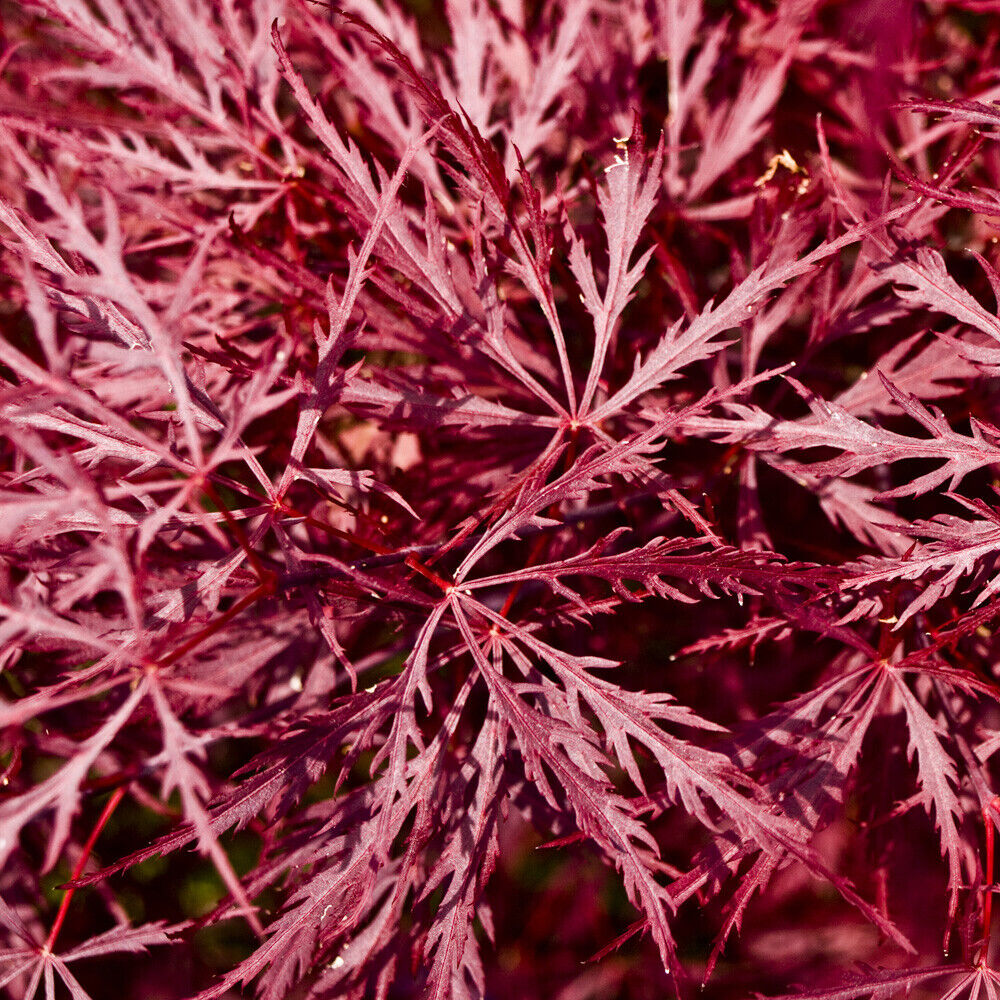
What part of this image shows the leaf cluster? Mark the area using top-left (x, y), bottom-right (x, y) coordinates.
top-left (3, 1), bottom-right (1000, 999)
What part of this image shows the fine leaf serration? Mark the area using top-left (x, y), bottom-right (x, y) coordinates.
top-left (2, 2), bottom-right (1000, 999)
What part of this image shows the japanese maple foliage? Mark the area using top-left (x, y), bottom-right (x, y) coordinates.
top-left (5, 0), bottom-right (1000, 998)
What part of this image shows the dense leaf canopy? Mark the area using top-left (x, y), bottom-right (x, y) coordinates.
top-left (3, 1), bottom-right (1000, 998)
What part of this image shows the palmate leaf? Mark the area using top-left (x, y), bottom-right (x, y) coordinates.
top-left (336, 8), bottom-right (578, 414)
top-left (0, 923), bottom-right (177, 1000)
top-left (477, 605), bottom-right (802, 851)
top-left (449, 599), bottom-right (680, 972)
top-left (446, 593), bottom-right (913, 962)
top-left (69, 687), bottom-right (399, 889)
top-left (147, 678), bottom-right (263, 934)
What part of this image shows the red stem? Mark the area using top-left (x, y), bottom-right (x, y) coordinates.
top-left (201, 480), bottom-right (268, 583)
top-left (156, 580), bottom-right (274, 670)
top-left (980, 795), bottom-right (1000, 962)
top-left (985, 808), bottom-right (994, 949)
top-left (45, 784), bottom-right (128, 953)
top-left (404, 553), bottom-right (453, 593)
top-left (983, 797), bottom-right (1000, 963)
top-left (288, 506), bottom-right (394, 555)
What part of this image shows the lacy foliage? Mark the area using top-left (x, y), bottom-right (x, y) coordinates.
top-left (3, 1), bottom-right (1000, 998)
